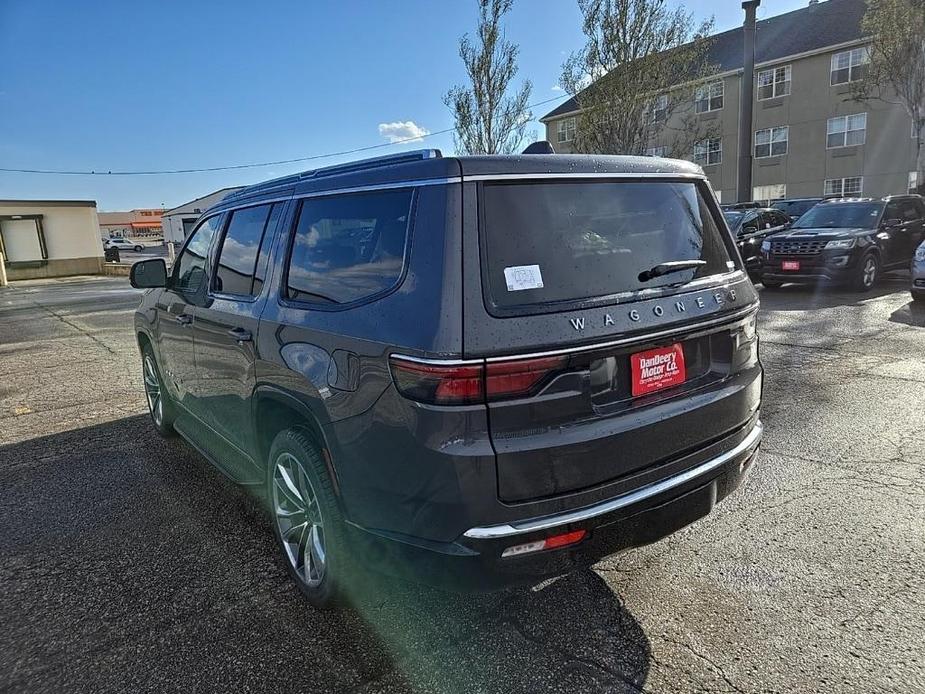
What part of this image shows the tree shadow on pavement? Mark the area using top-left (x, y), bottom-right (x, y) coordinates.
top-left (0, 414), bottom-right (650, 694)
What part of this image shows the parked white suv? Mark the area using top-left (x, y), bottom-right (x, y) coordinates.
top-left (104, 238), bottom-right (144, 252)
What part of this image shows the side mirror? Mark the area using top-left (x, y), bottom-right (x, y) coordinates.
top-left (130, 258), bottom-right (168, 289)
top-left (742, 224), bottom-right (758, 234)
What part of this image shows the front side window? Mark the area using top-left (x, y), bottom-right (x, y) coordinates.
top-left (755, 126), bottom-right (789, 158)
top-left (827, 113), bottom-right (867, 148)
top-left (757, 65), bottom-right (791, 100)
top-left (823, 177), bottom-right (864, 197)
top-left (213, 203), bottom-right (280, 298)
top-left (695, 81), bottom-right (724, 113)
top-left (480, 180), bottom-right (734, 312)
top-left (286, 189), bottom-right (413, 305)
top-left (557, 117), bottom-right (577, 143)
top-left (831, 47), bottom-right (870, 85)
top-left (694, 138), bottom-right (722, 166)
top-left (173, 214), bottom-right (222, 299)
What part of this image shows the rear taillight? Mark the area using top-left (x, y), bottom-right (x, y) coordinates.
top-left (389, 354), bottom-right (568, 405)
top-left (389, 360), bottom-right (484, 405)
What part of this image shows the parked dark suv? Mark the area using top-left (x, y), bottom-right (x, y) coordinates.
top-left (130, 151), bottom-right (763, 607)
top-left (723, 207), bottom-right (791, 276)
top-left (759, 195), bottom-right (925, 291)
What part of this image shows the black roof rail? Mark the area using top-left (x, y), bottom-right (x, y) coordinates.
top-left (224, 149), bottom-right (443, 202)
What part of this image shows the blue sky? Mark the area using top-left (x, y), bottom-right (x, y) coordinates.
top-left (0, 0), bottom-right (807, 211)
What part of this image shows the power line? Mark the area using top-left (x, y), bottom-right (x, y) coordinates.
top-left (0, 94), bottom-right (571, 177)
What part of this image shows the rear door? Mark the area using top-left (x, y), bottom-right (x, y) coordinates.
top-left (463, 176), bottom-right (760, 502)
top-left (192, 201), bottom-right (285, 471)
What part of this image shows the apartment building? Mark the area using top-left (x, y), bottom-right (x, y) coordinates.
top-left (541, 0), bottom-right (918, 203)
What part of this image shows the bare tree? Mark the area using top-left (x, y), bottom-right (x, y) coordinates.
top-left (560, 0), bottom-right (717, 157)
top-left (852, 0), bottom-right (925, 193)
top-left (444, 0), bottom-right (532, 155)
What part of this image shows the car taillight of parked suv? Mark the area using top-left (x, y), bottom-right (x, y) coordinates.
top-left (130, 150), bottom-right (763, 607)
top-left (759, 195), bottom-right (925, 291)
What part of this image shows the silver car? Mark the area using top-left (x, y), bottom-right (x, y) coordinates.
top-left (914, 239), bottom-right (925, 303)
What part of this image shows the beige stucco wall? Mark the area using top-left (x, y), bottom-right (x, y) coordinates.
top-left (0, 203), bottom-right (104, 279)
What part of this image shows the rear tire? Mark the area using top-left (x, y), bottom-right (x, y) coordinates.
top-left (267, 428), bottom-right (350, 609)
top-left (853, 252), bottom-right (879, 292)
top-left (761, 278), bottom-right (783, 289)
top-left (141, 344), bottom-right (176, 437)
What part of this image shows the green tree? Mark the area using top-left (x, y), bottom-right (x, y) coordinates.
top-left (560, 0), bottom-right (717, 157)
top-left (444, 0), bottom-right (532, 155)
top-left (853, 0), bottom-right (925, 192)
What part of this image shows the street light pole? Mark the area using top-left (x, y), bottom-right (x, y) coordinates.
top-left (738, 0), bottom-right (760, 203)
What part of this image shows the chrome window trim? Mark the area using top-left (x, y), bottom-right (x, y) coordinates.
top-left (463, 419), bottom-right (763, 540)
top-left (207, 178), bottom-right (462, 217)
top-left (390, 302), bottom-right (759, 367)
top-left (464, 172), bottom-right (706, 182)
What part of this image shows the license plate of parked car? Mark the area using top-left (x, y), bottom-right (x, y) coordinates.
top-left (782, 260), bottom-right (800, 271)
top-left (631, 344), bottom-right (687, 397)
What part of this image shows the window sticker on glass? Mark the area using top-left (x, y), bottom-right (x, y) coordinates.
top-left (503, 264), bottom-right (544, 291)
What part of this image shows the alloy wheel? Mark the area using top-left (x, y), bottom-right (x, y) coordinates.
top-left (272, 452), bottom-right (326, 588)
top-left (862, 256), bottom-right (877, 288)
top-left (143, 354), bottom-right (164, 427)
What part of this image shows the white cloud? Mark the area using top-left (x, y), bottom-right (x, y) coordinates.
top-left (551, 84), bottom-right (563, 92)
top-left (378, 120), bottom-right (430, 144)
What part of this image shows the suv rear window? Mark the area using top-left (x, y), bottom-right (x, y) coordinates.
top-left (286, 189), bottom-right (413, 305)
top-left (481, 180), bottom-right (734, 311)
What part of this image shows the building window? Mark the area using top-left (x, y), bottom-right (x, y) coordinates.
top-left (647, 94), bottom-right (668, 124)
top-left (910, 171), bottom-right (919, 193)
top-left (826, 113), bottom-right (867, 148)
top-left (694, 138), bottom-right (722, 166)
top-left (695, 81), bottom-right (724, 113)
top-left (755, 126), bottom-right (789, 158)
top-left (757, 65), bottom-right (791, 100)
top-left (753, 184), bottom-right (787, 203)
top-left (830, 47), bottom-right (870, 85)
top-left (824, 177), bottom-right (863, 197)
top-left (645, 146), bottom-right (666, 157)
top-left (557, 117), bottom-right (576, 144)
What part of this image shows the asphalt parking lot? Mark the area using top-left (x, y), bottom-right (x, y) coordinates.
top-left (1, 275), bottom-right (923, 693)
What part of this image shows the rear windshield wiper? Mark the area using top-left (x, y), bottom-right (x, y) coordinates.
top-left (637, 259), bottom-right (706, 283)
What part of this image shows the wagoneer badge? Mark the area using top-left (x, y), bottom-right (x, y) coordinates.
top-left (568, 289), bottom-right (737, 331)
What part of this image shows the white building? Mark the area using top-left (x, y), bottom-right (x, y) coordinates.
top-left (161, 187), bottom-right (242, 244)
top-left (0, 200), bottom-right (104, 280)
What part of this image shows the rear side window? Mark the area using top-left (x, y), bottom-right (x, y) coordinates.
top-left (213, 203), bottom-right (280, 297)
top-left (481, 180), bottom-right (734, 312)
top-left (286, 189), bottom-right (412, 305)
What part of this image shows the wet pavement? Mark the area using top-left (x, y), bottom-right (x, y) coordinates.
top-left (1, 275), bottom-right (923, 693)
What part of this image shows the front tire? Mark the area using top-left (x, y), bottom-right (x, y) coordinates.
top-left (267, 428), bottom-right (350, 609)
top-left (853, 252), bottom-right (879, 292)
top-left (134, 245), bottom-right (144, 252)
top-left (141, 344), bottom-right (176, 437)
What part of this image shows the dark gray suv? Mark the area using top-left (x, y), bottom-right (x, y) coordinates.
top-left (131, 151), bottom-right (763, 607)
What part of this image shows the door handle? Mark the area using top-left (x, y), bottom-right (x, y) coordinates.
top-left (227, 327), bottom-right (253, 343)
top-left (176, 314), bottom-right (193, 326)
